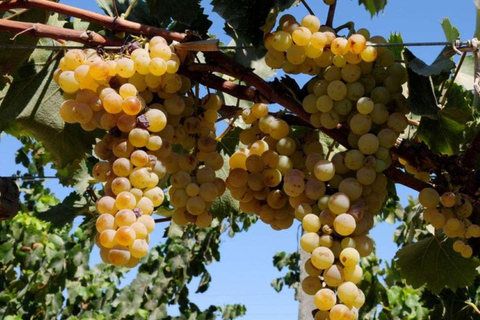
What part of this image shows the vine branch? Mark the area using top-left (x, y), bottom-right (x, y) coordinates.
top-left (325, 0), bottom-right (337, 28)
top-left (0, 2), bottom-right (470, 196)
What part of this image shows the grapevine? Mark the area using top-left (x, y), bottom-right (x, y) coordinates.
top-left (1, 0), bottom-right (480, 319)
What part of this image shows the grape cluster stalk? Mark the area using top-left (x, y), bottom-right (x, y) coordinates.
top-left (54, 36), bottom-right (226, 268)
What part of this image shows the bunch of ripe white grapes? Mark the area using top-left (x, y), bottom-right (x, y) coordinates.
top-left (247, 10), bottom-right (431, 319)
top-left (419, 188), bottom-right (480, 258)
top-left (54, 36), bottom-right (226, 268)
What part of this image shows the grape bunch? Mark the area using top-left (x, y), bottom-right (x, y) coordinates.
top-left (419, 188), bottom-right (480, 258)
top-left (258, 11), bottom-right (419, 319)
top-left (162, 94), bottom-right (227, 227)
top-left (398, 157), bottom-right (431, 182)
top-left (53, 35), bottom-right (226, 267)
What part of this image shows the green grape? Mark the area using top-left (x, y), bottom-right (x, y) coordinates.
top-left (349, 114), bottom-right (372, 135)
top-left (301, 15), bottom-right (320, 33)
top-left (370, 103), bottom-right (389, 124)
top-left (341, 63), bottom-right (361, 83)
top-left (348, 34), bottom-right (367, 54)
top-left (331, 37), bottom-right (349, 55)
top-left (333, 99), bottom-right (353, 115)
top-left (370, 86), bottom-right (391, 104)
top-left (316, 95), bottom-right (334, 112)
top-left (324, 66), bottom-right (342, 82)
top-left (276, 137), bottom-right (297, 156)
top-left (345, 149), bottom-right (364, 170)
top-left (331, 153), bottom-right (350, 174)
top-left (358, 133), bottom-right (379, 155)
top-left (387, 112), bottom-right (408, 133)
top-left (323, 264), bottom-right (344, 287)
top-left (314, 160), bottom-right (336, 181)
top-left (300, 232), bottom-right (320, 253)
top-left (327, 80), bottom-right (347, 101)
top-left (272, 31), bottom-right (293, 51)
top-left (334, 213), bottom-right (356, 236)
top-left (314, 288), bottom-right (336, 311)
top-left (340, 247), bottom-right (360, 267)
top-left (328, 192), bottom-right (350, 214)
top-left (265, 49), bottom-right (286, 68)
top-left (311, 246), bottom-right (335, 269)
top-left (337, 281), bottom-right (359, 304)
top-left (377, 128), bottom-right (397, 148)
top-left (109, 247), bottom-right (131, 266)
top-left (292, 26), bottom-right (312, 46)
top-left (111, 177), bottom-right (131, 195)
top-left (356, 97), bottom-right (374, 114)
top-left (96, 214), bottom-right (115, 233)
top-left (356, 166), bottom-right (376, 185)
top-left (345, 82), bottom-right (365, 101)
top-left (310, 32), bottom-right (328, 49)
top-left (440, 192), bottom-right (456, 207)
top-left (320, 110), bottom-right (340, 129)
top-left (303, 94), bottom-right (319, 113)
top-left (301, 276), bottom-right (322, 295)
top-left (96, 196), bottom-right (118, 215)
top-left (339, 178), bottom-right (363, 201)
top-left (313, 79), bottom-right (329, 96)
top-left (301, 213), bottom-right (321, 232)
top-left (418, 188), bottom-right (440, 208)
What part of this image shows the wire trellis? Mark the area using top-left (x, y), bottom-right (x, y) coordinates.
top-left (0, 40), bottom-right (475, 52)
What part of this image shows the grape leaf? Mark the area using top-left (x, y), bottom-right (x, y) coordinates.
top-left (358, 0), bottom-right (388, 17)
top-left (455, 55), bottom-right (475, 91)
top-left (441, 18), bottom-right (460, 42)
top-left (405, 48), bottom-right (455, 78)
top-left (0, 43), bottom-right (102, 171)
top-left (388, 32), bottom-right (403, 60)
top-left (417, 113), bottom-right (466, 155)
top-left (211, 0), bottom-right (298, 46)
top-left (37, 192), bottom-right (90, 226)
top-left (0, 8), bottom-right (51, 91)
top-left (405, 50), bottom-right (439, 117)
top-left (96, 0), bottom-right (157, 25)
top-left (145, 0), bottom-right (212, 36)
top-left (395, 237), bottom-right (480, 294)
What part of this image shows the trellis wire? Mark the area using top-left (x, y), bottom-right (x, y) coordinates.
top-left (0, 40), bottom-right (474, 51)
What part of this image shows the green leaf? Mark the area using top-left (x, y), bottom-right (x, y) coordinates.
top-left (0, 9), bottom-right (51, 89)
top-left (196, 270), bottom-right (211, 293)
top-left (270, 278), bottom-right (283, 292)
top-left (211, 0), bottom-right (298, 46)
top-left (37, 192), bottom-right (89, 226)
top-left (455, 55), bottom-right (475, 91)
top-left (405, 49), bottom-right (440, 117)
top-left (145, 0), bottom-right (212, 36)
top-left (417, 113), bottom-right (466, 155)
top-left (441, 18), bottom-right (460, 42)
top-left (96, 0), bottom-right (157, 25)
top-left (405, 48), bottom-right (455, 78)
top-left (395, 237), bottom-right (480, 294)
top-left (388, 32), bottom-right (403, 60)
top-left (358, 0), bottom-right (388, 16)
top-left (0, 41), bottom-right (102, 171)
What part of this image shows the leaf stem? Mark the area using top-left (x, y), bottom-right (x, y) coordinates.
top-left (440, 52), bottom-right (466, 106)
top-left (4, 8), bottom-right (30, 20)
top-left (123, 0), bottom-right (139, 20)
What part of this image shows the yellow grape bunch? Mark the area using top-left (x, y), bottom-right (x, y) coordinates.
top-left (419, 188), bottom-right (479, 258)
top-left (257, 11), bottom-right (416, 319)
top-left (53, 36), bottom-right (226, 268)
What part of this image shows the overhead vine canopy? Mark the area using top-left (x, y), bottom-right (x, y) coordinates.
top-left (0, 0), bottom-right (480, 319)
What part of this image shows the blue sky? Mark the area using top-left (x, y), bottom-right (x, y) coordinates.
top-left (0, 0), bottom-right (477, 319)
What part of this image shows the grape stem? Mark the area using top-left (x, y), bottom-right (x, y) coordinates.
top-left (154, 217), bottom-right (172, 223)
top-left (300, 0), bottom-right (315, 16)
top-left (0, 0), bottom-right (472, 196)
top-left (325, 0), bottom-right (337, 28)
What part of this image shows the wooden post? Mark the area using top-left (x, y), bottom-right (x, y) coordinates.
top-left (0, 177), bottom-right (20, 220)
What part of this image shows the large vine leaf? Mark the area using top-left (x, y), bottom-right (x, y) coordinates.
top-left (456, 55), bottom-right (475, 91)
top-left (358, 0), bottom-right (388, 17)
top-left (395, 237), bottom-right (480, 294)
top-left (0, 8), bottom-right (51, 91)
top-left (96, 0), bottom-right (157, 25)
top-left (145, 0), bottom-right (212, 36)
top-left (37, 192), bottom-right (90, 226)
top-left (211, 0), bottom-right (298, 46)
top-left (0, 39), bottom-right (102, 170)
